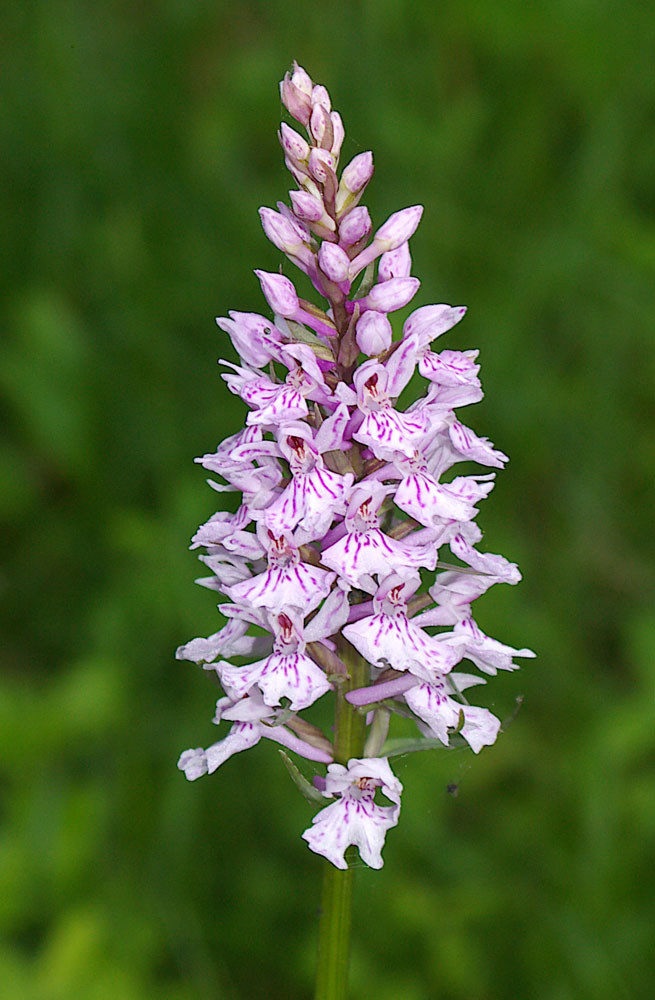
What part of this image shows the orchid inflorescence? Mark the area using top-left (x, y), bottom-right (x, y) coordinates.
top-left (177, 62), bottom-right (534, 871)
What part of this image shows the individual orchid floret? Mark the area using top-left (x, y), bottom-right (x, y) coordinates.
top-left (254, 269), bottom-right (337, 342)
top-left (263, 421), bottom-right (354, 541)
top-left (448, 420), bottom-right (509, 468)
top-left (335, 151), bottom-right (374, 215)
top-left (449, 532), bottom-right (522, 585)
top-left (309, 103), bottom-right (333, 149)
top-left (392, 454), bottom-right (493, 529)
top-left (255, 268), bottom-right (300, 316)
top-left (351, 362), bottom-right (427, 459)
top-left (355, 310), bottom-right (392, 356)
top-left (342, 574), bottom-right (465, 679)
top-left (259, 207), bottom-right (315, 272)
top-left (401, 304), bottom-right (478, 385)
top-left (218, 609), bottom-right (332, 711)
top-left (403, 302), bottom-right (468, 342)
top-left (175, 617), bottom-right (265, 666)
top-left (349, 205), bottom-right (423, 278)
top-left (194, 425), bottom-right (263, 476)
top-left (215, 311), bottom-right (286, 368)
top-left (225, 525), bottom-right (336, 614)
top-left (289, 189), bottom-right (336, 236)
top-left (178, 689), bottom-right (333, 781)
top-left (338, 206), bottom-right (372, 248)
top-left (280, 62), bottom-right (314, 126)
top-left (404, 673), bottom-right (501, 754)
top-left (379, 242), bottom-right (412, 281)
top-left (308, 148), bottom-right (338, 186)
top-left (220, 359), bottom-right (310, 426)
top-left (318, 241), bottom-right (351, 285)
top-left (289, 188), bottom-right (326, 222)
top-left (452, 618), bottom-right (536, 675)
top-left (420, 349), bottom-right (481, 388)
top-left (189, 508), bottom-right (264, 561)
top-left (302, 757), bottom-right (402, 869)
top-left (353, 275), bottom-right (420, 315)
top-left (278, 122), bottom-right (310, 166)
top-left (321, 484), bottom-right (437, 593)
top-left (221, 344), bottom-right (332, 428)
top-left (328, 111), bottom-right (345, 159)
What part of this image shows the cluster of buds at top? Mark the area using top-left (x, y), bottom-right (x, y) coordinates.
top-left (177, 62), bottom-right (534, 871)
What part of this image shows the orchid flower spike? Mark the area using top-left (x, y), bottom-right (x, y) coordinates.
top-left (177, 62), bottom-right (534, 871)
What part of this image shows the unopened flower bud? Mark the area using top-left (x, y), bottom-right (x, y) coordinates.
top-left (355, 311), bottom-right (393, 356)
top-left (374, 205), bottom-right (423, 251)
top-left (339, 206), bottom-right (372, 247)
top-left (259, 207), bottom-right (307, 254)
top-left (379, 242), bottom-right (412, 280)
top-left (318, 242), bottom-right (351, 283)
top-left (290, 190), bottom-right (325, 222)
top-left (349, 207), bottom-right (422, 278)
top-left (255, 269), bottom-right (299, 317)
top-left (279, 123), bottom-right (310, 163)
top-left (310, 104), bottom-right (334, 150)
top-left (361, 277), bottom-right (420, 313)
top-left (309, 148), bottom-right (337, 183)
top-left (311, 84), bottom-right (331, 112)
top-left (291, 62), bottom-right (313, 94)
top-left (336, 152), bottom-right (375, 215)
top-left (330, 112), bottom-right (345, 158)
top-left (280, 64), bottom-right (313, 125)
top-left (340, 151), bottom-right (374, 195)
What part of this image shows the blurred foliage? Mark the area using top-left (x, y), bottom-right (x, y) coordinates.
top-left (2, 1), bottom-right (655, 998)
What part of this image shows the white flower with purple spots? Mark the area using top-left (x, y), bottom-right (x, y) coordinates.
top-left (178, 689), bottom-right (333, 780)
top-left (302, 757), bottom-right (402, 869)
top-left (177, 62), bottom-right (532, 872)
top-left (342, 574), bottom-right (464, 678)
top-left (218, 609), bottom-right (333, 711)
top-left (322, 485), bottom-right (437, 593)
top-left (351, 362), bottom-right (427, 460)
top-left (265, 423), bottom-right (354, 541)
top-left (404, 672), bottom-right (501, 753)
top-left (225, 526), bottom-right (336, 613)
top-left (392, 452), bottom-right (492, 528)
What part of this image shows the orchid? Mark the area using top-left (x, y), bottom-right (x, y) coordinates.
top-left (177, 61), bottom-right (533, 999)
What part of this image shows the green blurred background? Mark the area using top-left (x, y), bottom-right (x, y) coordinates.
top-left (3, 1), bottom-right (655, 998)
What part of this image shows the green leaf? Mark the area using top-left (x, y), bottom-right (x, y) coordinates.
top-left (381, 737), bottom-right (449, 758)
top-left (278, 750), bottom-right (326, 804)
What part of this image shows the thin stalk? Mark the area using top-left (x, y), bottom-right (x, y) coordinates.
top-left (313, 644), bottom-right (367, 1000)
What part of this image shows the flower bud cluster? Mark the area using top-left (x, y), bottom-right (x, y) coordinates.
top-left (177, 62), bottom-right (534, 870)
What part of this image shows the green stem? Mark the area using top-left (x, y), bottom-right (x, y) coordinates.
top-left (314, 861), bottom-right (353, 1000)
top-left (314, 645), bottom-right (367, 1000)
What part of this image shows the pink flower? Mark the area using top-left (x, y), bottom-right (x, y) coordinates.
top-left (177, 62), bottom-right (533, 870)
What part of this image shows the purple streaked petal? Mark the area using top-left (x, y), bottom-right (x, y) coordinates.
top-left (219, 651), bottom-right (331, 711)
top-left (449, 421), bottom-right (509, 468)
top-left (226, 562), bottom-right (336, 614)
top-left (302, 757), bottom-right (402, 869)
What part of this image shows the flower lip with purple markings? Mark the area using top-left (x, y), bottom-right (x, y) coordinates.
top-left (176, 61), bottom-right (533, 870)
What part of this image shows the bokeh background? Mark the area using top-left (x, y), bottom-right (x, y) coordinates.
top-left (3, 2), bottom-right (655, 998)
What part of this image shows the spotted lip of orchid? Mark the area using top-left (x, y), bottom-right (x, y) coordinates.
top-left (217, 609), bottom-right (333, 712)
top-left (352, 362), bottom-right (427, 460)
top-left (264, 422), bottom-right (354, 542)
top-left (225, 526), bottom-right (336, 614)
top-left (177, 61), bottom-right (533, 871)
top-left (301, 758), bottom-right (403, 870)
top-left (342, 573), bottom-right (465, 680)
top-left (321, 485), bottom-right (438, 593)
